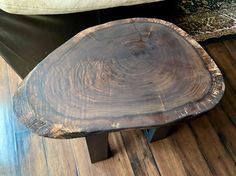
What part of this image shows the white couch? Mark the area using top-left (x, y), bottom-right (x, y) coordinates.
top-left (0, 0), bottom-right (162, 15)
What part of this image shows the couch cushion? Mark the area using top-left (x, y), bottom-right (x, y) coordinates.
top-left (0, 0), bottom-right (162, 15)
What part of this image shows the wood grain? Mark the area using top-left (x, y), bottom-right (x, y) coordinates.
top-left (150, 123), bottom-right (213, 176)
top-left (121, 130), bottom-right (160, 176)
top-left (189, 116), bottom-right (236, 175)
top-left (13, 18), bottom-right (224, 138)
top-left (0, 38), bottom-right (235, 176)
top-left (149, 134), bottom-right (189, 176)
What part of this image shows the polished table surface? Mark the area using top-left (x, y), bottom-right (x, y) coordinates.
top-left (13, 18), bottom-right (224, 138)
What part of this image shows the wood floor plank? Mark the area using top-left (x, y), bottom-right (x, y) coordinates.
top-left (15, 135), bottom-right (49, 176)
top-left (204, 39), bottom-right (236, 126)
top-left (42, 138), bottom-right (79, 176)
top-left (6, 63), bottom-right (21, 98)
top-left (121, 130), bottom-right (160, 176)
top-left (189, 116), bottom-right (236, 176)
top-left (0, 57), bottom-right (18, 176)
top-left (205, 41), bottom-right (236, 90)
top-left (203, 40), bottom-right (236, 164)
top-left (150, 123), bottom-right (217, 176)
top-left (218, 79), bottom-right (236, 127)
top-left (171, 123), bottom-right (213, 176)
top-left (207, 107), bottom-right (236, 162)
top-left (6, 62), bottom-right (28, 133)
top-left (149, 134), bottom-right (188, 176)
top-left (70, 132), bottom-right (135, 176)
top-left (6, 60), bottom-right (49, 176)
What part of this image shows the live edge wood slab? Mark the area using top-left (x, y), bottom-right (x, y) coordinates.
top-left (13, 18), bottom-right (224, 154)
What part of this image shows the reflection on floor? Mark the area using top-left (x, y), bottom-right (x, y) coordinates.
top-left (0, 38), bottom-right (236, 176)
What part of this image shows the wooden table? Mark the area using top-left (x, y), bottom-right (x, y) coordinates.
top-left (13, 18), bottom-right (224, 163)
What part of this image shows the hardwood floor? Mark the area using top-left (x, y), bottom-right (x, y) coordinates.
top-left (0, 38), bottom-right (236, 176)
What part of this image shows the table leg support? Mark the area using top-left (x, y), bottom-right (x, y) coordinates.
top-left (85, 132), bottom-right (109, 163)
top-left (144, 126), bottom-right (172, 143)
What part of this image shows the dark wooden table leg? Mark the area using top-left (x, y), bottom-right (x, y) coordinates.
top-left (85, 132), bottom-right (109, 163)
top-left (144, 125), bottom-right (172, 143)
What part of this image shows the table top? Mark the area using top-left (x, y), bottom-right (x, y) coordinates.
top-left (13, 18), bottom-right (224, 138)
